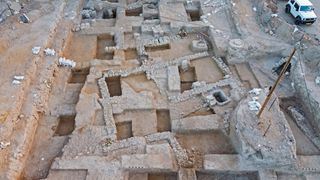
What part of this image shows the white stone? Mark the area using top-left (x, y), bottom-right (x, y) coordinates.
top-left (14, 75), bottom-right (24, 80)
top-left (0, 141), bottom-right (10, 149)
top-left (32, 46), bottom-right (41, 55)
top-left (249, 88), bottom-right (262, 95)
top-left (271, 14), bottom-right (278, 18)
top-left (12, 80), bottom-right (21, 85)
top-left (181, 60), bottom-right (189, 72)
top-left (248, 100), bottom-right (261, 111)
top-left (44, 48), bottom-right (55, 56)
top-left (206, 95), bottom-right (214, 100)
top-left (315, 76), bottom-right (320, 85)
top-left (58, 57), bottom-right (76, 68)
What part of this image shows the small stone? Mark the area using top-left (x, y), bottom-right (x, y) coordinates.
top-left (249, 88), bottom-right (262, 95)
top-left (12, 80), bottom-right (21, 85)
top-left (315, 76), bottom-right (320, 85)
top-left (44, 48), bottom-right (55, 56)
top-left (14, 75), bottom-right (24, 80)
top-left (271, 14), bottom-right (278, 18)
top-left (32, 47), bottom-right (41, 55)
top-left (58, 57), bottom-right (76, 68)
top-left (0, 141), bottom-right (10, 149)
top-left (269, 30), bottom-right (274, 35)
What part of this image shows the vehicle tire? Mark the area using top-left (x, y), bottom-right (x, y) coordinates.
top-left (285, 5), bottom-right (290, 13)
top-left (295, 16), bottom-right (301, 25)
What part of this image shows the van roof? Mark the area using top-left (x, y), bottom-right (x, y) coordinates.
top-left (296, 0), bottom-right (313, 6)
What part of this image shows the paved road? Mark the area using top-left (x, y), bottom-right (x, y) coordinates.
top-left (277, 0), bottom-right (320, 39)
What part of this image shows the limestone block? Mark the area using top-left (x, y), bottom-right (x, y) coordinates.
top-left (167, 66), bottom-right (181, 92)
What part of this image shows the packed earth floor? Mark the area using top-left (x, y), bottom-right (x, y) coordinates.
top-left (1, 0), bottom-right (320, 180)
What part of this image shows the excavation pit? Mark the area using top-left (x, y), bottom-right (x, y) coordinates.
top-left (116, 121), bottom-right (133, 140)
top-left (144, 14), bottom-right (159, 20)
top-left (102, 8), bottom-right (117, 19)
top-left (63, 34), bottom-right (97, 62)
top-left (96, 34), bottom-right (116, 60)
top-left (179, 66), bottom-right (196, 93)
top-left (229, 63), bottom-right (260, 90)
top-left (145, 44), bottom-right (170, 52)
top-left (185, 2), bottom-right (202, 21)
top-left (213, 91), bottom-right (228, 103)
top-left (124, 48), bottom-right (138, 60)
top-left (156, 109), bottom-right (171, 132)
top-left (54, 115), bottom-right (76, 136)
top-left (105, 76), bottom-right (122, 97)
top-left (68, 68), bottom-right (90, 84)
top-left (126, 7), bottom-right (143, 16)
top-left (176, 132), bottom-right (236, 154)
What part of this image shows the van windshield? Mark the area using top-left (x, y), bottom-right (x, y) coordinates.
top-left (300, 6), bottom-right (313, 12)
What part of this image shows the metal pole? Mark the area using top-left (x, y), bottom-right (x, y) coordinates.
top-left (257, 48), bottom-right (296, 118)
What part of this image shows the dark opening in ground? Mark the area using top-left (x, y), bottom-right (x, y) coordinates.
top-left (116, 121), bottom-right (133, 140)
top-left (156, 109), bottom-right (171, 132)
top-left (179, 66), bottom-right (196, 92)
top-left (126, 7), bottom-right (142, 16)
top-left (145, 44), bottom-right (170, 52)
top-left (144, 14), bottom-right (159, 20)
top-left (102, 8), bottom-right (117, 19)
top-left (213, 91), bottom-right (228, 103)
top-left (68, 68), bottom-right (90, 84)
top-left (185, 2), bottom-right (202, 22)
top-left (54, 115), bottom-right (76, 136)
top-left (105, 76), bottom-right (122, 97)
top-left (187, 10), bottom-right (201, 21)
